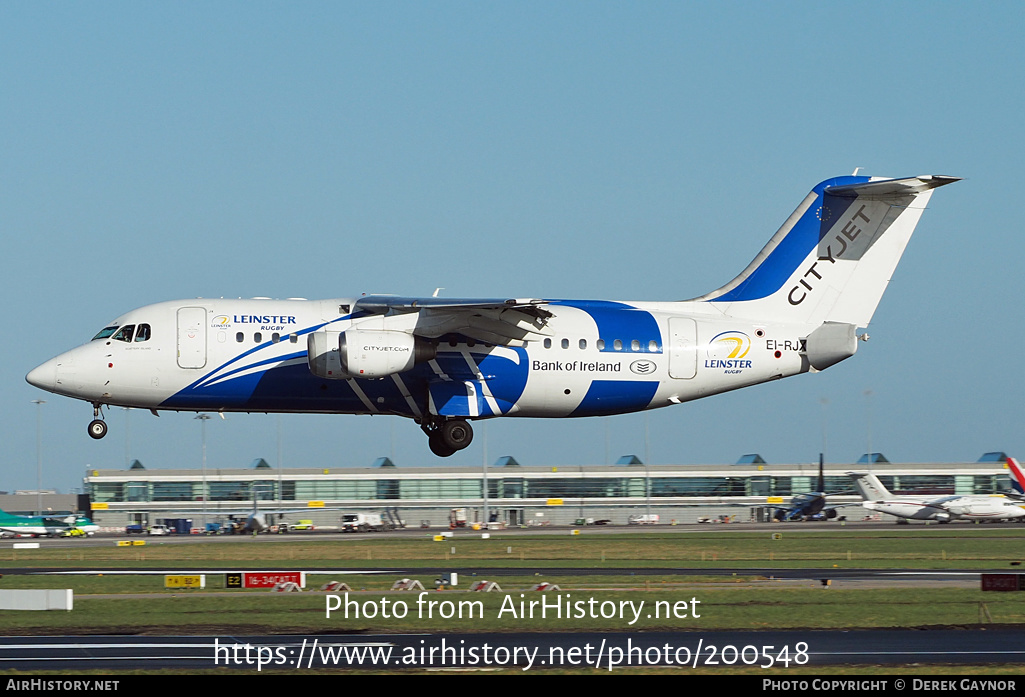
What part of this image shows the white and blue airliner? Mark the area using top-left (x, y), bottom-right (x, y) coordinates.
top-left (27, 174), bottom-right (958, 456)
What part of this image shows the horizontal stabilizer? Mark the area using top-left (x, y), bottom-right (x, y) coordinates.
top-left (823, 175), bottom-right (961, 200)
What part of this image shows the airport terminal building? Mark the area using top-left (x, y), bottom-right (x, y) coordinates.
top-left (79, 453), bottom-right (1019, 528)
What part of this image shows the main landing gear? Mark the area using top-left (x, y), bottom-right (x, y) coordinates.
top-left (88, 403), bottom-right (107, 440)
top-left (421, 417), bottom-right (474, 458)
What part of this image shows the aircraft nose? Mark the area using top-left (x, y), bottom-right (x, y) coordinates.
top-left (26, 358), bottom-right (58, 391)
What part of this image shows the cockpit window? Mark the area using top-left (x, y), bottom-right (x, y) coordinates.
top-left (111, 325), bottom-right (136, 343)
top-left (92, 326), bottom-right (119, 341)
top-left (134, 324), bottom-right (151, 342)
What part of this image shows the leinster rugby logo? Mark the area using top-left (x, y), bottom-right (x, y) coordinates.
top-left (211, 315), bottom-right (231, 328)
top-left (705, 331), bottom-right (752, 374)
top-left (630, 359), bottom-right (656, 375)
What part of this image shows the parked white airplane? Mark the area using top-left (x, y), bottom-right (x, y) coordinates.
top-left (27, 174), bottom-right (958, 456)
top-left (849, 472), bottom-right (1025, 523)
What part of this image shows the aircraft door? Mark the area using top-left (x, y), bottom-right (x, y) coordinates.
top-left (668, 317), bottom-right (697, 379)
top-left (177, 307), bottom-right (208, 369)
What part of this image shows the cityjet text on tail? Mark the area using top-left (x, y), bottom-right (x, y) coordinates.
top-left (27, 174), bottom-right (958, 456)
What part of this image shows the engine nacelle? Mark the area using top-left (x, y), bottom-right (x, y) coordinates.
top-left (307, 331), bottom-right (345, 379)
top-left (307, 329), bottom-right (436, 379)
top-left (341, 329), bottom-right (437, 377)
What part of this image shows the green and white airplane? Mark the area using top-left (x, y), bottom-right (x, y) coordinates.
top-left (0, 509), bottom-right (98, 537)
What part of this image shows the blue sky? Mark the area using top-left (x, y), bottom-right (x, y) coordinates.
top-left (3, 2), bottom-right (1024, 492)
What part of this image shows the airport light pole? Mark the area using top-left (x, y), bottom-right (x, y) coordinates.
top-left (864, 389), bottom-right (874, 469)
top-left (644, 414), bottom-right (651, 522)
top-left (31, 400), bottom-right (45, 515)
top-left (819, 397), bottom-right (829, 463)
top-left (195, 413), bottom-right (212, 528)
top-left (123, 408), bottom-right (131, 468)
top-left (277, 414), bottom-right (283, 506)
top-left (482, 422), bottom-right (489, 527)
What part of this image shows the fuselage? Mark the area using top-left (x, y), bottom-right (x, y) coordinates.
top-left (777, 492), bottom-right (828, 521)
top-left (0, 513), bottom-right (96, 536)
top-left (863, 496), bottom-right (1025, 522)
top-left (27, 297), bottom-right (814, 421)
top-left (25, 175), bottom-right (960, 455)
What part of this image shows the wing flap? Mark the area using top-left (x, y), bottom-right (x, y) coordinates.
top-left (353, 296), bottom-right (553, 346)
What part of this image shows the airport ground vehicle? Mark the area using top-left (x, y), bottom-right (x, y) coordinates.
top-left (340, 513), bottom-right (390, 532)
top-left (148, 524), bottom-right (171, 536)
top-left (628, 514), bottom-right (659, 525)
top-left (449, 508), bottom-right (468, 528)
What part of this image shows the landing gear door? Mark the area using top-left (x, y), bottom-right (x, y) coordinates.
top-left (177, 307), bottom-right (208, 369)
top-left (668, 317), bottom-right (697, 379)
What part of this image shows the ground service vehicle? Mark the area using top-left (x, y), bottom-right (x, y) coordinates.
top-left (340, 513), bottom-right (388, 532)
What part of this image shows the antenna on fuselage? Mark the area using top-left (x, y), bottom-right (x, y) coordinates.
top-left (432, 288), bottom-right (444, 298)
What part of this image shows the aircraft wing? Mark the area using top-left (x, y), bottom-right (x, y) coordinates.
top-left (353, 296), bottom-right (554, 346)
top-left (42, 515), bottom-right (77, 526)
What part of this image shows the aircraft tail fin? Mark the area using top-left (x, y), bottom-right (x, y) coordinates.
top-left (1008, 458), bottom-right (1025, 495)
top-left (696, 175), bottom-right (960, 329)
top-left (847, 471), bottom-right (891, 501)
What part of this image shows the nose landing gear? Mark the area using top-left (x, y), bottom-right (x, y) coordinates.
top-left (422, 417), bottom-right (474, 457)
top-left (88, 403), bottom-right (108, 440)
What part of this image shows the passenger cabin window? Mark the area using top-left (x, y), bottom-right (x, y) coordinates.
top-left (631, 340), bottom-right (640, 351)
top-left (648, 340), bottom-right (658, 352)
top-left (289, 333), bottom-right (298, 344)
top-left (111, 325), bottom-right (135, 343)
top-left (613, 339), bottom-right (623, 351)
top-left (254, 332), bottom-right (263, 343)
top-left (561, 338), bottom-right (569, 349)
top-left (579, 339), bottom-right (587, 350)
top-left (134, 324), bottom-right (151, 342)
top-left (272, 333), bottom-right (280, 343)
top-left (236, 332), bottom-right (244, 343)
top-left (597, 339), bottom-right (605, 350)
top-left (543, 338), bottom-right (552, 349)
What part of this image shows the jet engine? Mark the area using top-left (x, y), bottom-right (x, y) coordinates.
top-left (308, 329), bottom-right (436, 379)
